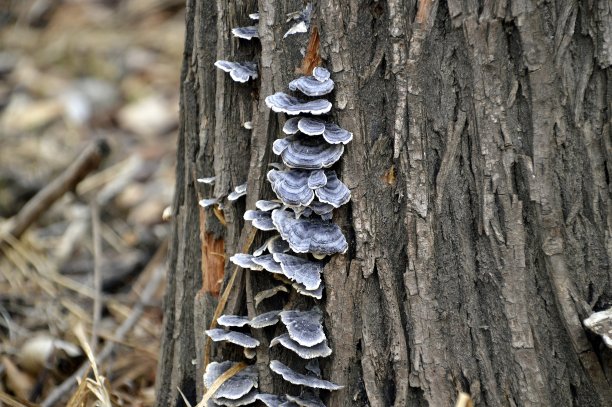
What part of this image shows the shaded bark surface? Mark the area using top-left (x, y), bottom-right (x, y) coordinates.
top-left (156, 0), bottom-right (612, 406)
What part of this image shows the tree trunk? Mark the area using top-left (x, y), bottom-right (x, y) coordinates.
top-left (156, 0), bottom-right (612, 406)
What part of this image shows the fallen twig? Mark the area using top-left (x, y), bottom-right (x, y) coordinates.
top-left (3, 138), bottom-right (110, 241)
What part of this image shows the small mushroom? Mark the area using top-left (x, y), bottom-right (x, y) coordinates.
top-left (230, 253), bottom-right (264, 271)
top-left (268, 169), bottom-right (315, 207)
top-left (312, 67), bottom-right (330, 82)
top-left (255, 200), bottom-right (282, 211)
top-left (205, 329), bottom-right (260, 348)
top-left (251, 254), bottom-right (282, 274)
top-left (315, 171), bottom-right (351, 208)
top-left (292, 281), bottom-right (324, 299)
top-left (228, 182), bottom-right (248, 201)
top-left (273, 135), bottom-right (344, 170)
top-left (249, 310), bottom-right (282, 328)
top-left (280, 308), bottom-right (325, 347)
top-left (286, 392), bottom-right (326, 407)
top-left (255, 394), bottom-right (287, 407)
top-left (217, 315), bottom-right (250, 328)
top-left (273, 253), bottom-right (323, 290)
top-left (269, 360), bottom-right (343, 390)
top-left (265, 92), bottom-right (331, 115)
top-left (197, 176), bottom-right (216, 184)
top-left (307, 170), bottom-right (327, 189)
top-left (271, 333), bottom-right (332, 359)
top-left (231, 26), bottom-right (259, 40)
top-left (244, 210), bottom-right (276, 231)
top-left (203, 362), bottom-right (259, 400)
top-left (271, 210), bottom-right (348, 256)
top-left (214, 61), bottom-right (258, 83)
top-left (288, 75), bottom-right (334, 97)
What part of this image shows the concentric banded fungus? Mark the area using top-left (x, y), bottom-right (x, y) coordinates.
top-left (290, 117), bottom-right (353, 145)
top-left (251, 254), bottom-right (282, 274)
top-left (244, 210), bottom-right (275, 231)
top-left (228, 182), bottom-right (248, 201)
top-left (273, 135), bottom-right (344, 169)
top-left (315, 171), bottom-right (351, 208)
top-left (255, 200), bottom-right (282, 211)
top-left (286, 392), bottom-right (326, 407)
top-left (269, 360), bottom-right (343, 390)
top-left (272, 210), bottom-right (348, 255)
top-left (205, 329), bottom-right (260, 348)
top-left (288, 75), bottom-right (334, 97)
top-left (268, 170), bottom-right (314, 207)
top-left (279, 308), bottom-right (325, 347)
top-left (273, 253), bottom-right (323, 290)
top-left (231, 26), bottom-right (259, 40)
top-left (230, 253), bottom-right (263, 271)
top-left (217, 315), bottom-right (250, 328)
top-left (271, 333), bottom-right (332, 359)
top-left (203, 362), bottom-right (259, 400)
top-left (214, 61), bottom-right (258, 83)
top-left (307, 170), bottom-right (327, 189)
top-left (249, 310), bottom-right (282, 328)
top-left (312, 67), bottom-right (330, 82)
top-left (265, 92), bottom-right (331, 115)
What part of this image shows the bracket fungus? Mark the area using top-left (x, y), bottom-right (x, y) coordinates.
top-left (231, 26), bottom-right (259, 40)
top-left (253, 235), bottom-right (290, 256)
top-left (270, 360), bottom-right (343, 390)
top-left (315, 171), bottom-right (351, 208)
top-left (265, 92), bottom-right (331, 115)
top-left (214, 60), bottom-right (258, 83)
top-left (255, 394), bottom-right (287, 406)
top-left (255, 199), bottom-right (282, 211)
top-left (312, 67), bottom-right (330, 82)
top-left (199, 198), bottom-right (220, 208)
top-left (268, 170), bottom-right (315, 207)
top-left (203, 362), bottom-right (259, 401)
top-left (197, 176), bottom-right (216, 184)
top-left (205, 329), bottom-right (260, 348)
top-left (284, 3), bottom-right (312, 38)
top-left (284, 117), bottom-right (353, 145)
top-left (228, 182), bottom-right (248, 201)
top-left (292, 281), bottom-right (324, 299)
top-left (583, 308), bottom-right (612, 348)
top-left (251, 254), bottom-right (282, 274)
top-left (279, 309), bottom-right (326, 347)
top-left (288, 75), bottom-right (334, 97)
top-left (217, 315), bottom-right (250, 328)
top-left (244, 210), bottom-right (276, 231)
top-left (249, 310), bottom-right (282, 329)
top-left (214, 389), bottom-right (259, 406)
top-left (273, 135), bottom-right (344, 169)
top-left (307, 170), bottom-right (327, 189)
top-left (273, 253), bottom-right (323, 290)
top-left (271, 333), bottom-right (332, 359)
top-left (272, 210), bottom-right (348, 256)
top-left (230, 253), bottom-right (263, 271)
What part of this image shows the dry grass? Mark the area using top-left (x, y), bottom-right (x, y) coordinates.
top-left (0, 0), bottom-right (184, 405)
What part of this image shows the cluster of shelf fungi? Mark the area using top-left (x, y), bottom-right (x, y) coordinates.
top-left (198, 4), bottom-right (352, 406)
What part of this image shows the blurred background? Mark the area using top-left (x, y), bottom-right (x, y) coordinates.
top-left (0, 0), bottom-right (185, 405)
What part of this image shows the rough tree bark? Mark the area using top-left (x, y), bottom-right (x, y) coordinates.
top-left (156, 0), bottom-right (612, 406)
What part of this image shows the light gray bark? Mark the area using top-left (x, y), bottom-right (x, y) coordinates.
top-left (156, 0), bottom-right (612, 405)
